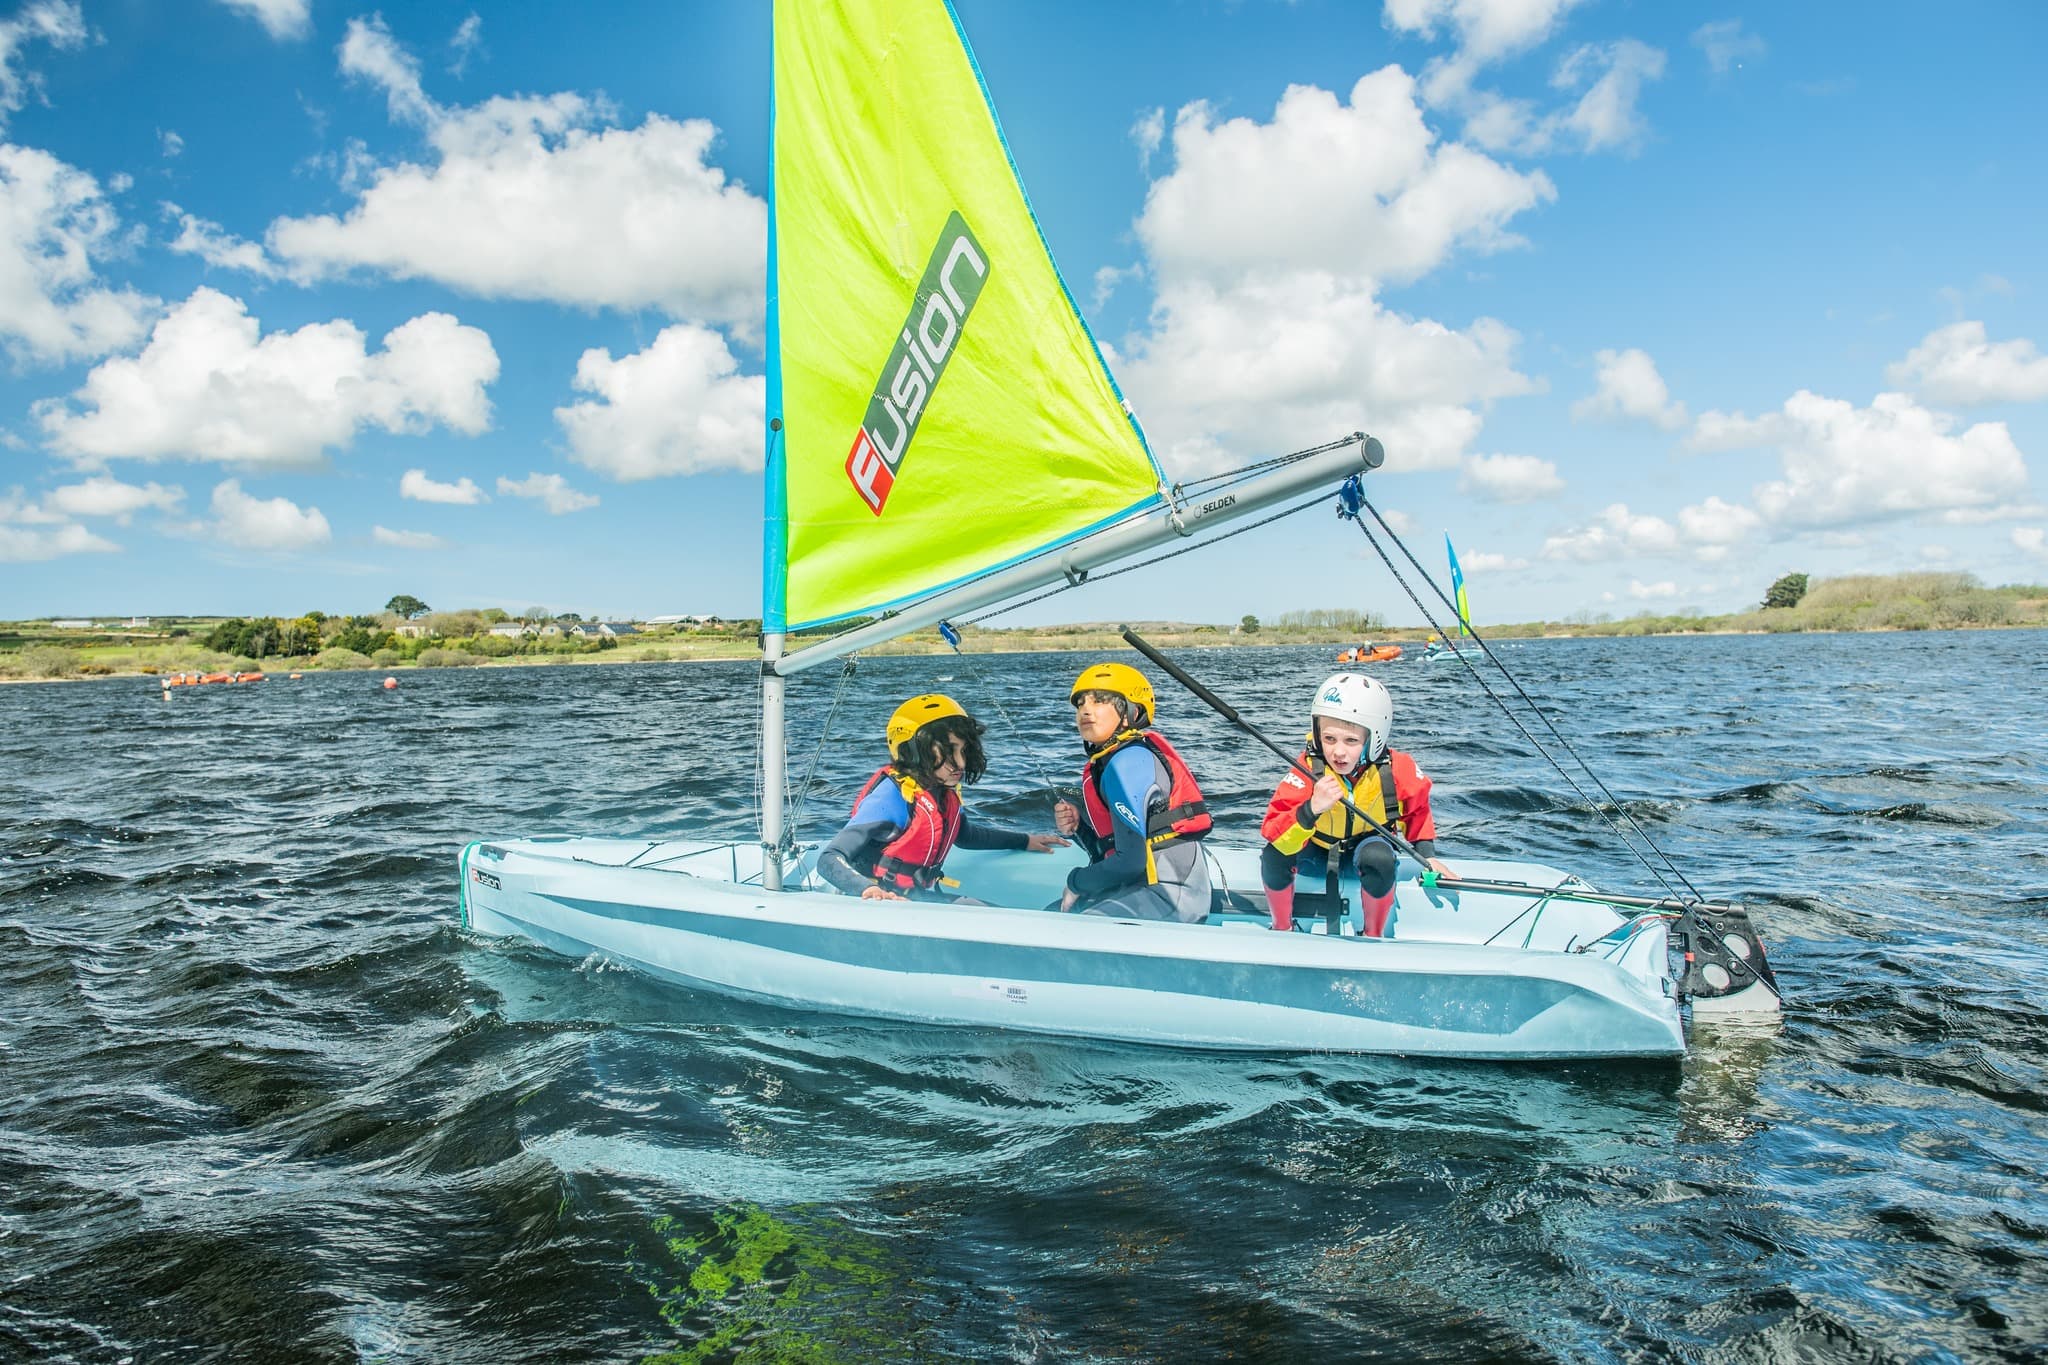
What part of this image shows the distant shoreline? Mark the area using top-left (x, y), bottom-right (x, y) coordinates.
top-left (8, 619), bottom-right (2047, 687)
top-left (7, 571), bottom-right (2044, 683)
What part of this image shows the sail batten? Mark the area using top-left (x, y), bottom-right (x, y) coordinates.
top-left (769, 0), bottom-right (1165, 631)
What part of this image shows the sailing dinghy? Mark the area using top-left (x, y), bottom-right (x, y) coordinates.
top-left (459, 0), bottom-right (1781, 1061)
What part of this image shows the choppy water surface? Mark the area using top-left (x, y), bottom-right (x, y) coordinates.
top-left (3, 632), bottom-right (2044, 1362)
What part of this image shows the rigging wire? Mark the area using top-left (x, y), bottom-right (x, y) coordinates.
top-left (1356, 493), bottom-right (1704, 901)
top-left (785, 654), bottom-right (862, 846)
top-left (1338, 481), bottom-right (1705, 903)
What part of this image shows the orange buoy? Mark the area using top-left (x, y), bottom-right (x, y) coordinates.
top-left (382, 676), bottom-right (398, 690)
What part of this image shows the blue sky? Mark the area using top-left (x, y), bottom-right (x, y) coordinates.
top-left (2, 0), bottom-right (2044, 626)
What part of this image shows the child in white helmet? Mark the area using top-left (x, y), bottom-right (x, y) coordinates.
top-left (1257, 673), bottom-right (1453, 936)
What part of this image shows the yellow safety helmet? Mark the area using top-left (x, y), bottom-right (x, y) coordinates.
top-left (886, 693), bottom-right (967, 757)
top-left (1069, 661), bottom-right (1154, 726)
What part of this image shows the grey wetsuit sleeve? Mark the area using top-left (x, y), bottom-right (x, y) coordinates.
top-left (955, 816), bottom-right (1029, 852)
top-left (816, 821), bottom-right (895, 895)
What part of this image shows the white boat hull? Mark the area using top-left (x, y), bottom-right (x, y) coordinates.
top-left (459, 837), bottom-right (1692, 1060)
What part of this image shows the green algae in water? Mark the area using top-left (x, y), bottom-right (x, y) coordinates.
top-left (636, 1203), bottom-right (924, 1363)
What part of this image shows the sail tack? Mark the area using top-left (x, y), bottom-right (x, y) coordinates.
top-left (766, 0), bottom-right (1164, 631)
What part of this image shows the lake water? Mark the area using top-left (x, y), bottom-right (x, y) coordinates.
top-left (4, 631), bottom-right (2044, 1362)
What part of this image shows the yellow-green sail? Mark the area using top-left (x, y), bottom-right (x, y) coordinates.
top-left (764, 0), bottom-right (1164, 631)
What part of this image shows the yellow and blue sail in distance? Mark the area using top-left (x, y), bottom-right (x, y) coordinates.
top-left (1445, 533), bottom-right (1472, 636)
top-left (764, 0), bottom-right (1165, 631)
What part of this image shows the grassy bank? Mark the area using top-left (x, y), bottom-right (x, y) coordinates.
top-left (1489, 573), bottom-right (2048, 638)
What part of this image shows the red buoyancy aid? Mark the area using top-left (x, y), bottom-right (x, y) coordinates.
top-left (1079, 729), bottom-right (1212, 860)
top-left (852, 765), bottom-right (963, 891)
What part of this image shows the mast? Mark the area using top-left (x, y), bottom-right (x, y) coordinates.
top-left (761, 630), bottom-right (787, 890)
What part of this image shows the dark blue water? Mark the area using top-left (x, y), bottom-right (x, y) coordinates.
top-left (4, 632), bottom-right (2044, 1362)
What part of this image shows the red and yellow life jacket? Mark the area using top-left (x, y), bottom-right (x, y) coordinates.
top-left (1080, 729), bottom-right (1210, 882)
top-left (1301, 751), bottom-right (1404, 850)
top-left (852, 765), bottom-right (962, 891)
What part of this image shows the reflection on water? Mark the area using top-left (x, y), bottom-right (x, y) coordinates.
top-left (2, 631), bottom-right (2045, 1360)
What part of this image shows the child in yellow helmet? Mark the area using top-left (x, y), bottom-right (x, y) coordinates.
top-left (1051, 662), bottom-right (1214, 922)
top-left (818, 693), bottom-right (1067, 903)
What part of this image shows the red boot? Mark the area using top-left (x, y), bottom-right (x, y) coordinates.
top-left (1266, 882), bottom-right (1295, 932)
top-left (1359, 889), bottom-right (1394, 938)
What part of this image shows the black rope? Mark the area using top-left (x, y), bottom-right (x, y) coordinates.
top-left (1346, 497), bottom-right (1706, 903)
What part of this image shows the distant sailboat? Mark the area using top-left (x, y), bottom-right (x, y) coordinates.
top-left (1425, 535), bottom-right (1472, 662)
top-left (458, 0), bottom-right (1778, 1058)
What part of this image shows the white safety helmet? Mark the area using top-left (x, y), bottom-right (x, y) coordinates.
top-left (1310, 672), bottom-right (1392, 761)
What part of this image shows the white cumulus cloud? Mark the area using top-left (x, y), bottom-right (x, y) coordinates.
top-left (555, 324), bottom-right (764, 481)
top-left (1119, 274), bottom-right (1538, 476)
top-left (1464, 42), bottom-right (1667, 158)
top-left (1572, 347), bottom-right (1687, 428)
top-left (264, 18), bottom-right (764, 332)
top-left (163, 203), bottom-right (283, 279)
top-left (1675, 495), bottom-right (1761, 560)
top-left (1691, 20), bottom-right (1765, 75)
top-left (1691, 389), bottom-right (2027, 528)
top-left (1136, 67), bottom-right (1554, 292)
top-left (1384, 0), bottom-right (1584, 62)
top-left (0, 519), bottom-right (116, 561)
top-left (38, 287), bottom-right (500, 468)
top-left (399, 468), bottom-right (487, 504)
top-left (212, 0), bottom-right (310, 41)
top-left (1551, 40), bottom-right (1665, 154)
top-left (1460, 549), bottom-right (1528, 572)
top-left (1459, 452), bottom-right (1562, 502)
top-left (448, 13), bottom-right (483, 77)
top-left (1541, 502), bottom-right (1678, 561)
top-left (0, 0), bottom-right (86, 129)
top-left (372, 525), bottom-right (444, 549)
top-left (1131, 106), bottom-right (1164, 171)
top-left (1385, 0), bottom-right (1590, 105)
top-left (206, 479), bottom-right (331, 551)
top-left (44, 475), bottom-right (184, 523)
top-left (497, 471), bottom-right (596, 514)
top-left (1884, 321), bottom-right (2048, 406)
top-left (1626, 579), bottom-right (1678, 599)
top-left (1114, 67), bottom-right (1549, 475)
top-left (0, 143), bottom-right (160, 366)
